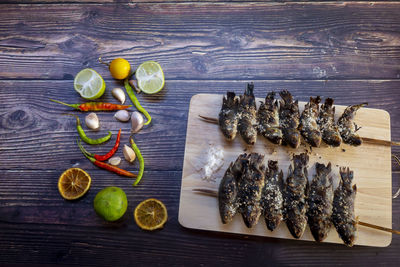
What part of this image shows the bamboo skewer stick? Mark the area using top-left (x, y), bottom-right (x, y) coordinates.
top-left (192, 188), bottom-right (400, 235)
top-left (198, 114), bottom-right (400, 146)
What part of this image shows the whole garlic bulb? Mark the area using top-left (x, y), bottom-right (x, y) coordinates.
top-left (114, 110), bottom-right (130, 122)
top-left (85, 112), bottom-right (100, 130)
top-left (112, 87), bottom-right (126, 104)
top-left (131, 111), bottom-right (144, 133)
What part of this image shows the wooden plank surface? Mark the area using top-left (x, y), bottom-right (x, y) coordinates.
top-left (0, 3), bottom-right (400, 80)
top-left (1, 1), bottom-right (400, 266)
top-left (179, 93), bottom-right (392, 247)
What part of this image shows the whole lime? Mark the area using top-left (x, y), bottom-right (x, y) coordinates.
top-left (93, 187), bottom-right (128, 222)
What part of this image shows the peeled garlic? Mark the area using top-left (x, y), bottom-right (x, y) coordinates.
top-left (112, 87), bottom-right (126, 104)
top-left (131, 111), bottom-right (144, 133)
top-left (108, 156), bottom-right (121, 166)
top-left (123, 145), bottom-right (136, 163)
top-left (114, 110), bottom-right (130, 122)
top-left (85, 112), bottom-right (100, 130)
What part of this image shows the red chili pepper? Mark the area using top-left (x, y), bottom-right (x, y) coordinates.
top-left (78, 139), bottom-right (137, 178)
top-left (50, 99), bottom-right (131, 111)
top-left (78, 129), bottom-right (121, 161)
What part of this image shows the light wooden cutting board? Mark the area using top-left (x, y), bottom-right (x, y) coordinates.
top-left (179, 93), bottom-right (392, 247)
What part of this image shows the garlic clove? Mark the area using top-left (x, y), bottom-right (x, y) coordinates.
top-left (131, 111), bottom-right (144, 133)
top-left (129, 80), bottom-right (141, 93)
top-left (112, 87), bottom-right (126, 104)
top-left (114, 110), bottom-right (130, 122)
top-left (85, 112), bottom-right (100, 130)
top-left (108, 156), bottom-right (122, 166)
top-left (123, 145), bottom-right (136, 163)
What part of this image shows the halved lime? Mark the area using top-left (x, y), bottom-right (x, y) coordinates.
top-left (74, 68), bottom-right (106, 100)
top-left (135, 61), bottom-right (165, 94)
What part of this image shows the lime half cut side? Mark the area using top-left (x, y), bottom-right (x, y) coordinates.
top-left (135, 61), bottom-right (165, 94)
top-left (74, 68), bottom-right (106, 100)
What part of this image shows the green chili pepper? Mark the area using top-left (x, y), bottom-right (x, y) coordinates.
top-left (124, 79), bottom-right (151, 125)
top-left (130, 136), bottom-right (144, 186)
top-left (66, 114), bottom-right (112, 145)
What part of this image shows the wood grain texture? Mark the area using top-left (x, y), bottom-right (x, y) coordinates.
top-left (1, 0), bottom-right (400, 265)
top-left (1, 80), bottom-right (400, 171)
top-left (179, 94), bottom-right (392, 247)
top-left (0, 3), bottom-right (400, 80)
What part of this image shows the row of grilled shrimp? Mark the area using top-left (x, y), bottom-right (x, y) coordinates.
top-left (219, 83), bottom-right (367, 148)
top-left (218, 152), bottom-right (357, 246)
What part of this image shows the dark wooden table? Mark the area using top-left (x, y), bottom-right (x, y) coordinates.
top-left (1, 1), bottom-right (399, 266)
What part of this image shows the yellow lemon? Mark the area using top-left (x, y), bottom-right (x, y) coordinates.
top-left (109, 58), bottom-right (131, 80)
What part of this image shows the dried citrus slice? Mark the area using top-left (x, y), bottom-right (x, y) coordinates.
top-left (58, 168), bottom-right (91, 200)
top-left (134, 198), bottom-right (168, 230)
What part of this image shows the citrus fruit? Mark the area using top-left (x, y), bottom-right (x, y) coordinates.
top-left (93, 187), bottom-right (128, 222)
top-left (134, 198), bottom-right (168, 230)
top-left (74, 68), bottom-right (106, 100)
top-left (135, 61), bottom-right (165, 94)
top-left (109, 58), bottom-right (131, 80)
top-left (58, 168), bottom-right (91, 200)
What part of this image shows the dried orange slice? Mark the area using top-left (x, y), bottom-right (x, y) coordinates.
top-left (58, 168), bottom-right (91, 200)
top-left (134, 198), bottom-right (168, 230)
